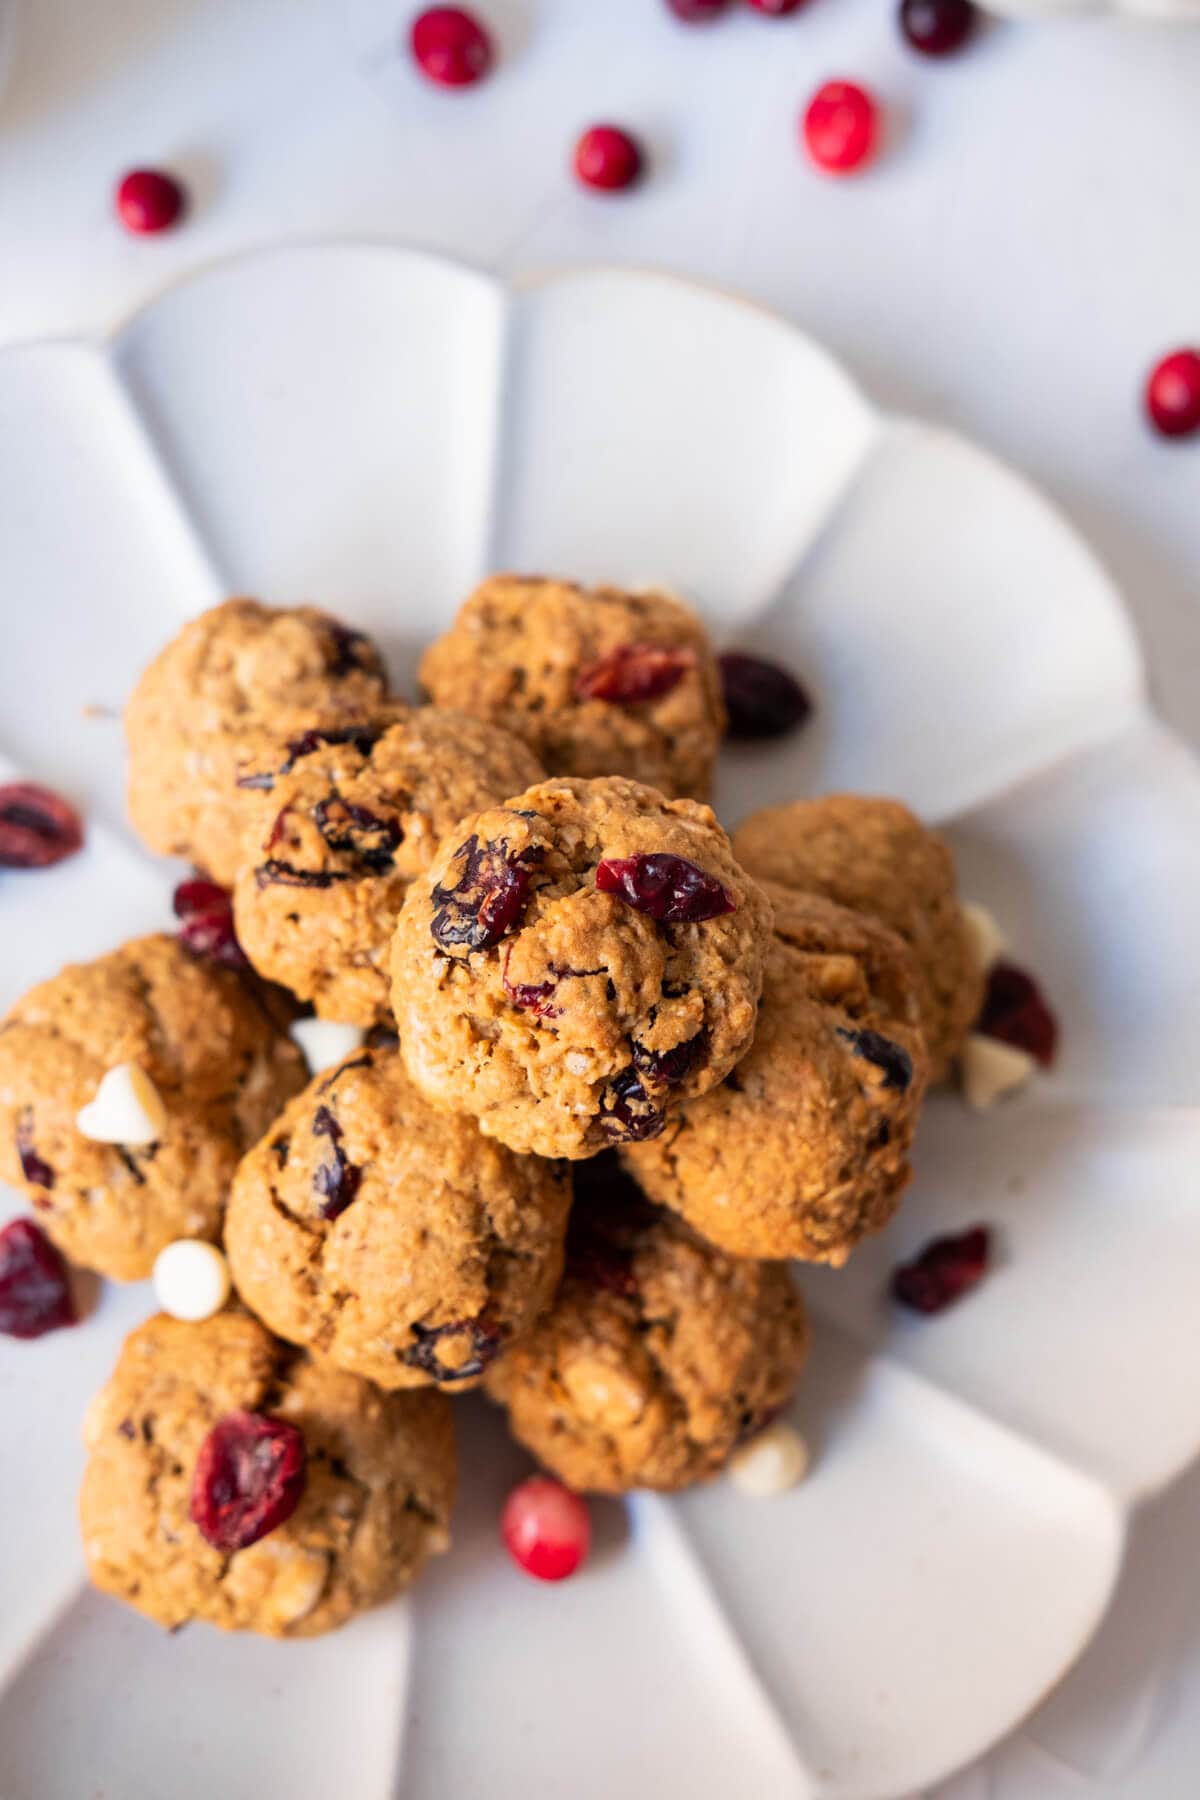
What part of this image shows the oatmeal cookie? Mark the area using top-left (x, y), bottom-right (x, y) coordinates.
top-left (484, 1161), bottom-right (809, 1493)
top-left (0, 934), bottom-right (306, 1280)
top-left (733, 794), bottom-right (981, 1080)
top-left (225, 1048), bottom-right (570, 1389)
top-left (418, 576), bottom-right (725, 800)
top-left (80, 1310), bottom-right (455, 1637)
top-left (389, 776), bottom-right (772, 1160)
top-left (232, 707), bottom-right (543, 1025)
top-left (623, 886), bottom-right (929, 1263)
top-left (126, 598), bottom-right (389, 885)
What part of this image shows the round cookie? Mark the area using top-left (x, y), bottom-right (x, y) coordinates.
top-left (732, 794), bottom-right (982, 1081)
top-left (0, 934), bottom-right (307, 1280)
top-left (484, 1160), bottom-right (810, 1494)
top-left (226, 1047), bottom-right (571, 1390)
top-left (389, 775), bottom-right (772, 1160)
top-left (126, 598), bottom-right (389, 885)
top-left (622, 885), bottom-right (930, 1264)
top-left (232, 706), bottom-right (544, 1026)
top-left (80, 1310), bottom-right (455, 1637)
top-left (418, 575), bottom-right (726, 801)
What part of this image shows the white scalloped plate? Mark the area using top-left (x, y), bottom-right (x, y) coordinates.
top-left (0, 246), bottom-right (1195, 1800)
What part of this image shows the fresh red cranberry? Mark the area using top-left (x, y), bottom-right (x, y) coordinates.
top-left (899, 0), bottom-right (976, 54)
top-left (977, 962), bottom-right (1058, 1067)
top-left (1145, 349), bottom-right (1200, 440)
top-left (0, 783), bottom-right (83, 869)
top-left (574, 126), bottom-right (644, 193)
top-left (115, 169), bottom-right (186, 235)
top-left (575, 643), bottom-right (691, 703)
top-left (172, 877), bottom-right (248, 970)
top-left (502, 1476), bottom-right (591, 1582)
top-left (410, 7), bottom-right (493, 86)
top-left (190, 1411), bottom-right (307, 1551)
top-left (0, 1220), bottom-right (76, 1339)
top-left (719, 653), bottom-right (812, 739)
top-left (892, 1226), bottom-right (990, 1314)
top-left (802, 81), bottom-right (879, 175)
top-left (665, 0), bottom-right (729, 17)
top-left (431, 834), bottom-right (541, 951)
top-left (746, 0), bottom-right (806, 12)
top-left (596, 854), bottom-right (736, 924)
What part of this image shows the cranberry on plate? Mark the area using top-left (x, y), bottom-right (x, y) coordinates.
top-left (0, 1220), bottom-right (77, 1340)
top-left (115, 169), bottom-right (186, 235)
top-left (892, 1225), bottom-right (991, 1314)
top-left (502, 1476), bottom-right (591, 1581)
top-left (1145, 348), bottom-right (1200, 440)
top-left (409, 7), bottom-right (493, 87)
top-left (574, 126), bottom-right (644, 193)
top-left (802, 81), bottom-right (879, 176)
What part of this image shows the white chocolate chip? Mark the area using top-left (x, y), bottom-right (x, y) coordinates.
top-left (961, 1033), bottom-right (1038, 1111)
top-left (265, 1550), bottom-right (330, 1628)
top-left (565, 1052), bottom-right (592, 1076)
top-left (75, 1062), bottom-right (166, 1145)
top-left (961, 901), bottom-right (1008, 977)
top-left (727, 1421), bottom-right (810, 1497)
top-left (289, 1017), bottom-right (367, 1076)
top-left (152, 1239), bottom-right (231, 1322)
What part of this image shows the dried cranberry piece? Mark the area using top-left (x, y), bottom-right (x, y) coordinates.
top-left (719, 653), bottom-right (812, 740)
top-left (311, 1106), bottom-right (362, 1221)
top-left (0, 1219), bottom-right (76, 1338)
top-left (324, 622), bottom-right (379, 679)
top-left (431, 834), bottom-right (539, 951)
top-left (836, 1027), bottom-right (914, 1091)
top-left (632, 1032), bottom-right (703, 1087)
top-left (599, 1069), bottom-right (666, 1143)
top-left (402, 1317), bottom-right (501, 1383)
top-left (256, 860), bottom-right (354, 890)
top-left (596, 854), bottom-right (736, 925)
top-left (0, 783), bottom-right (84, 870)
top-left (16, 1108), bottom-right (54, 1189)
top-left (977, 962), bottom-right (1058, 1067)
top-left (190, 1410), bottom-right (307, 1551)
top-left (172, 877), bottom-right (248, 969)
top-left (892, 1226), bottom-right (991, 1314)
top-left (312, 796), bottom-right (402, 871)
top-left (574, 643), bottom-right (693, 705)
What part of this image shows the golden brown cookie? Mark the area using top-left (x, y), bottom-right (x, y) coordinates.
top-left (418, 576), bottom-right (726, 801)
top-left (622, 885), bottom-right (929, 1264)
top-left (225, 1047), bottom-right (570, 1389)
top-left (732, 794), bottom-right (982, 1080)
top-left (0, 934), bottom-right (306, 1280)
top-left (389, 776), bottom-right (772, 1160)
top-left (484, 1161), bottom-right (810, 1494)
top-left (80, 1311), bottom-right (455, 1637)
top-left (232, 706), bottom-right (544, 1025)
top-left (126, 598), bottom-right (389, 884)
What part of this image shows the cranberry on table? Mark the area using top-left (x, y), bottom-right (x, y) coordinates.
top-left (0, 782), bottom-right (84, 869)
top-left (1145, 348), bottom-right (1200, 440)
top-left (574, 126), bottom-right (644, 194)
top-left (719, 652), bottom-right (811, 739)
top-left (410, 7), bottom-right (493, 87)
top-left (115, 169), bottom-right (186, 235)
top-left (665, 0), bottom-right (729, 18)
top-left (0, 1219), bottom-right (77, 1339)
top-left (173, 876), bottom-right (248, 970)
top-left (892, 1225), bottom-right (991, 1314)
top-left (899, 0), bottom-right (976, 56)
top-left (802, 81), bottom-right (879, 176)
top-left (190, 1410), bottom-right (307, 1552)
top-left (976, 961), bottom-right (1058, 1067)
top-left (502, 1475), bottom-right (591, 1581)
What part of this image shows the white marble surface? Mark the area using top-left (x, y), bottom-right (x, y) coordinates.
top-left (0, 2), bottom-right (1198, 1794)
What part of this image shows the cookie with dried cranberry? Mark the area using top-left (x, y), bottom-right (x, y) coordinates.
top-left (418, 576), bottom-right (726, 801)
top-left (80, 1310), bottom-right (455, 1638)
top-left (225, 1047), bottom-right (570, 1390)
top-left (389, 776), bottom-right (772, 1160)
top-left (623, 886), bottom-right (929, 1264)
top-left (0, 934), bottom-right (306, 1281)
top-left (732, 795), bottom-right (982, 1081)
top-left (232, 707), bottom-right (543, 1026)
top-left (484, 1163), bottom-right (809, 1494)
top-left (126, 598), bottom-right (389, 885)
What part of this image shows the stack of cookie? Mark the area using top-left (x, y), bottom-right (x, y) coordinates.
top-left (0, 578), bottom-right (982, 1638)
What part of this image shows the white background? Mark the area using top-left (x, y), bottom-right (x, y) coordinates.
top-left (1, 1), bottom-right (1198, 1793)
